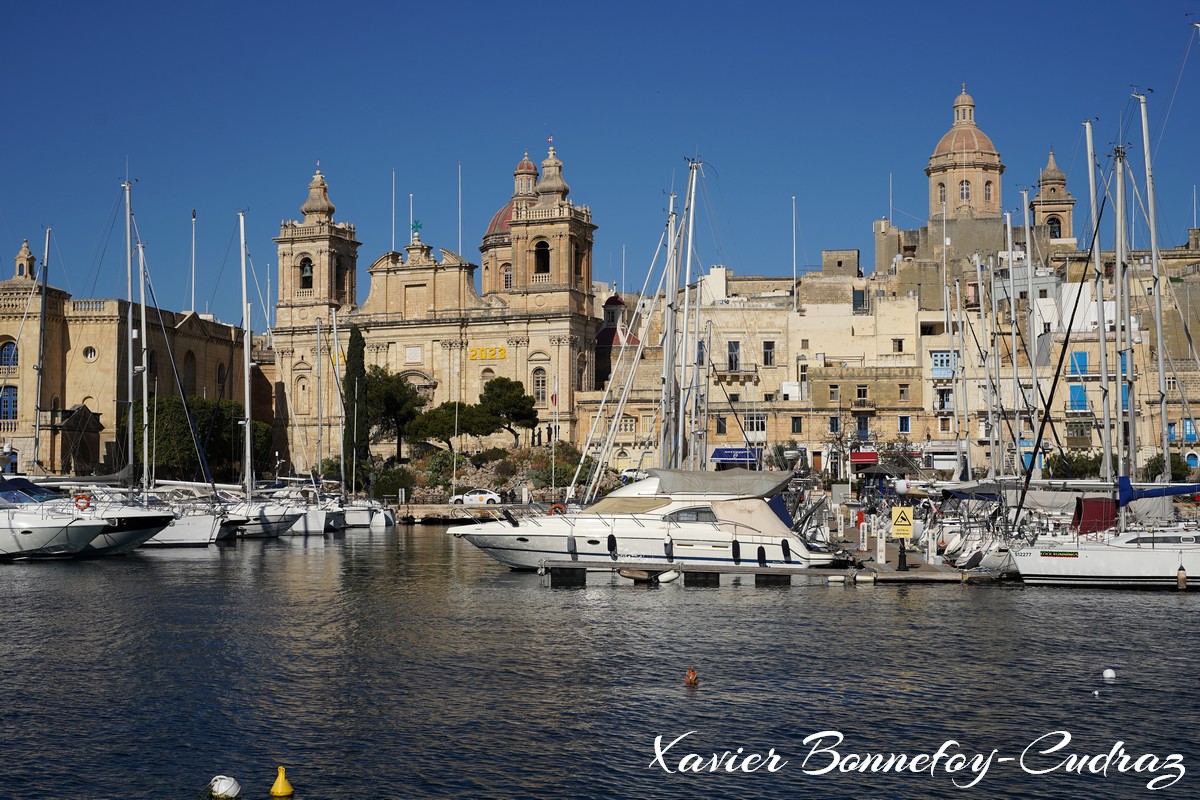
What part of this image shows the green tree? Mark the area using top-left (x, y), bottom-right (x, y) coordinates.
top-left (478, 377), bottom-right (539, 447)
top-left (1142, 452), bottom-right (1194, 482)
top-left (132, 396), bottom-right (270, 483)
top-left (363, 366), bottom-right (426, 461)
top-left (408, 401), bottom-right (493, 452)
top-left (343, 325), bottom-right (369, 488)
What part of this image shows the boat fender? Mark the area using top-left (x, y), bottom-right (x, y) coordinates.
top-left (663, 536), bottom-right (674, 562)
top-left (270, 766), bottom-right (294, 797)
top-left (1178, 565), bottom-right (1188, 591)
top-left (208, 776), bottom-right (242, 799)
top-left (74, 494), bottom-right (91, 511)
top-left (567, 534), bottom-right (578, 556)
top-left (548, 504), bottom-right (567, 516)
top-left (657, 568), bottom-right (681, 584)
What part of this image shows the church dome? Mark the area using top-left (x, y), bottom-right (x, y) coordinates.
top-left (535, 146), bottom-right (570, 199)
top-left (932, 85), bottom-right (997, 157)
top-left (1040, 150), bottom-right (1066, 184)
top-left (514, 151), bottom-right (538, 176)
top-left (485, 199), bottom-right (514, 237)
top-left (603, 293), bottom-right (625, 307)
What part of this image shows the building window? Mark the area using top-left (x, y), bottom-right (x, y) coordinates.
top-left (856, 385), bottom-right (868, 402)
top-left (939, 417), bottom-right (951, 433)
top-left (1048, 216), bottom-right (1062, 238)
top-left (892, 338), bottom-right (903, 353)
top-left (959, 180), bottom-right (971, 202)
top-left (1167, 376), bottom-right (1178, 392)
top-left (855, 415), bottom-right (870, 438)
top-left (299, 258), bottom-right (314, 290)
top-left (791, 416), bottom-right (803, 434)
top-left (534, 241), bottom-right (551, 274)
top-left (727, 341), bottom-right (740, 371)
top-left (985, 181), bottom-right (993, 203)
top-left (216, 363), bottom-right (226, 386)
top-left (764, 393), bottom-right (774, 402)
top-left (729, 394), bottom-right (740, 403)
top-left (0, 386), bottom-right (16, 420)
top-left (502, 263), bottom-right (513, 289)
top-left (899, 384), bottom-right (911, 402)
top-left (532, 367), bottom-right (547, 404)
top-left (1169, 422), bottom-right (1178, 442)
top-left (83, 346), bottom-right (97, 362)
top-left (182, 351), bottom-right (197, 397)
top-left (899, 415), bottom-right (911, 434)
top-left (938, 183), bottom-right (946, 205)
top-left (745, 412), bottom-right (766, 433)
top-left (762, 340), bottom-right (775, 367)
top-left (0, 342), bottom-right (17, 366)
top-left (828, 416), bottom-right (840, 434)
top-left (618, 415), bottom-right (635, 434)
top-left (800, 339), bottom-right (809, 349)
top-left (715, 416), bottom-right (727, 435)
top-left (829, 384), bottom-right (840, 402)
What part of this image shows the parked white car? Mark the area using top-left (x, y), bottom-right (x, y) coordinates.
top-left (620, 468), bottom-right (649, 482)
top-left (449, 488), bottom-right (502, 505)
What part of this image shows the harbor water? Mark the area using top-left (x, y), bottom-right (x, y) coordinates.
top-left (3, 524), bottom-right (1198, 799)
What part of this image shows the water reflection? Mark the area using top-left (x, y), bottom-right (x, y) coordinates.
top-left (0, 525), bottom-right (1196, 798)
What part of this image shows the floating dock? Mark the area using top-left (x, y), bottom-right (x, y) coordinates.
top-left (538, 541), bottom-right (993, 588)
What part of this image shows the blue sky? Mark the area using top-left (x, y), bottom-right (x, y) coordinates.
top-left (5, 1), bottom-right (1200, 332)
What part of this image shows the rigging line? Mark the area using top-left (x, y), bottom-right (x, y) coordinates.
top-left (83, 186), bottom-right (125, 299)
top-left (204, 219), bottom-right (240, 316)
top-left (1151, 23), bottom-right (1199, 159)
top-left (1015, 193), bottom-right (1108, 528)
top-left (142, 266), bottom-right (218, 486)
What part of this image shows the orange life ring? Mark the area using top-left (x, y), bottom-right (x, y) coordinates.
top-left (74, 494), bottom-right (91, 511)
top-left (548, 504), bottom-right (567, 516)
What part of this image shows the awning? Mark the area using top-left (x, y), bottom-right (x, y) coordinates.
top-left (849, 451), bottom-right (880, 465)
top-left (710, 447), bottom-right (762, 463)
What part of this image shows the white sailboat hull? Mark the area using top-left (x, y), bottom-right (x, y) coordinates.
top-left (1013, 533), bottom-right (1200, 588)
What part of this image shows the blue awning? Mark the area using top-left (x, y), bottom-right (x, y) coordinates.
top-left (710, 447), bottom-right (762, 463)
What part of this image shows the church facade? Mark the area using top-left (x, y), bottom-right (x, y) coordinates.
top-left (270, 148), bottom-right (600, 473)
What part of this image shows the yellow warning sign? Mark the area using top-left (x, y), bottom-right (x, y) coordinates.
top-left (891, 506), bottom-right (914, 538)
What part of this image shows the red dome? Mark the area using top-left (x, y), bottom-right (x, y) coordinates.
top-left (486, 199), bottom-right (514, 237)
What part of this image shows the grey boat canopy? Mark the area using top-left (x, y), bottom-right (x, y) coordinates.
top-left (646, 467), bottom-right (792, 498)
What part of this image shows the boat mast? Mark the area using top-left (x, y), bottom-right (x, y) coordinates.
top-left (138, 242), bottom-right (150, 501)
top-left (239, 211), bottom-right (253, 498)
top-left (316, 316), bottom-right (323, 475)
top-left (658, 193), bottom-right (679, 469)
top-left (33, 228), bottom-right (50, 473)
top-left (974, 253), bottom-right (997, 477)
top-left (989, 257), bottom-right (1004, 474)
top-left (1022, 190), bottom-right (1039, 446)
top-left (332, 307), bottom-right (346, 493)
top-left (1006, 212), bottom-right (1021, 475)
top-left (1114, 146), bottom-right (1130, 527)
top-left (1136, 93), bottom-right (1170, 481)
top-left (124, 180), bottom-right (134, 477)
top-left (1085, 120), bottom-right (1113, 482)
top-left (676, 159), bottom-right (701, 469)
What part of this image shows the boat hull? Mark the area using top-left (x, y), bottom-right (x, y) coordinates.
top-left (1013, 542), bottom-right (1200, 588)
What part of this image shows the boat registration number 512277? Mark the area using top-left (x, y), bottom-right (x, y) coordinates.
top-left (468, 347), bottom-right (507, 360)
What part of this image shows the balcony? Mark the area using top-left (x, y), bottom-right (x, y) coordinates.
top-left (933, 402), bottom-right (955, 416)
top-left (1063, 400), bottom-right (1093, 416)
top-left (851, 398), bottom-right (876, 413)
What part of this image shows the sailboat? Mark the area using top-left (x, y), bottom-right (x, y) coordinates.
top-left (1012, 100), bottom-right (1200, 587)
top-left (455, 161), bottom-right (843, 573)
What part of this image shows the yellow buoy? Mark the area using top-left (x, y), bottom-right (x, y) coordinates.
top-left (270, 765), bottom-right (294, 797)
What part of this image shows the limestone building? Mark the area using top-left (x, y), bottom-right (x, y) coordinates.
top-left (270, 148), bottom-right (600, 473)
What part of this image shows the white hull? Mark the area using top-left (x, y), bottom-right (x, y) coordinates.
top-left (457, 515), bottom-right (836, 571)
top-left (144, 512), bottom-right (222, 547)
top-left (0, 511), bottom-right (109, 559)
top-left (286, 508), bottom-right (327, 536)
top-left (230, 500), bottom-right (303, 538)
top-left (1014, 531), bottom-right (1200, 588)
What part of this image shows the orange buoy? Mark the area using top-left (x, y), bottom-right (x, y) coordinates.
top-left (684, 665), bottom-right (699, 687)
top-left (548, 503), bottom-right (567, 516)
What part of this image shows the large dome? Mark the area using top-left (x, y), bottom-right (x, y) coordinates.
top-left (485, 199), bottom-right (514, 237)
top-left (933, 125), bottom-right (996, 157)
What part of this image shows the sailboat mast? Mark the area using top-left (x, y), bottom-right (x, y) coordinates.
top-left (33, 228), bottom-right (50, 473)
top-left (239, 211), bottom-right (253, 498)
top-left (676, 160), bottom-right (700, 469)
top-left (316, 316), bottom-right (323, 474)
top-left (974, 253), bottom-right (997, 477)
top-left (658, 193), bottom-right (679, 469)
top-left (1022, 190), bottom-right (1038, 435)
top-left (1136, 93), bottom-right (1170, 481)
top-left (1006, 213), bottom-right (1021, 474)
top-left (1114, 147), bottom-right (1129, 483)
top-left (332, 307), bottom-right (345, 492)
top-left (138, 243), bottom-right (150, 501)
top-left (125, 180), bottom-right (134, 477)
top-left (1085, 120), bottom-right (1113, 482)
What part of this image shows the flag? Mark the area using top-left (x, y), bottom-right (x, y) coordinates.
top-left (547, 135), bottom-right (553, 144)
top-left (551, 375), bottom-right (558, 407)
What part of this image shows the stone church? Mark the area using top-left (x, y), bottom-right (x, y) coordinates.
top-left (270, 147), bottom-right (601, 473)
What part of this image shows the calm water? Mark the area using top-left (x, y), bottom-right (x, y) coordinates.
top-left (3, 525), bottom-right (1198, 799)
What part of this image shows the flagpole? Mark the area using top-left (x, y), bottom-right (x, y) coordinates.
top-left (391, 168), bottom-right (396, 252)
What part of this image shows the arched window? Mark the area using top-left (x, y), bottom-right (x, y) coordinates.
top-left (532, 367), bottom-right (547, 404)
top-left (0, 386), bottom-right (16, 420)
top-left (0, 342), bottom-right (18, 366)
top-left (959, 180), bottom-right (971, 202)
top-left (534, 242), bottom-right (550, 274)
top-left (937, 183), bottom-right (946, 205)
top-left (299, 258), bottom-right (314, 290)
top-left (984, 181), bottom-right (993, 203)
top-left (217, 362), bottom-right (227, 386)
top-left (1048, 216), bottom-right (1062, 239)
top-left (502, 263), bottom-right (513, 289)
top-left (296, 376), bottom-right (310, 415)
top-left (481, 368), bottom-right (496, 384)
top-left (182, 351), bottom-right (196, 397)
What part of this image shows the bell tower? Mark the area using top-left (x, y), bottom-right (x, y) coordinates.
top-left (479, 146), bottom-right (596, 315)
top-left (1030, 150), bottom-right (1075, 241)
top-left (274, 169), bottom-right (361, 328)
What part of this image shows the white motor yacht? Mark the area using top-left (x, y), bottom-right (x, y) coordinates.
top-left (453, 468), bottom-right (843, 572)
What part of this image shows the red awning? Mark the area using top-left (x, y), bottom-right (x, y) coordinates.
top-left (849, 451), bottom-right (880, 465)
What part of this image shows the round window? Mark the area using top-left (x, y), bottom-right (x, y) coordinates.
top-left (83, 346), bottom-right (97, 362)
